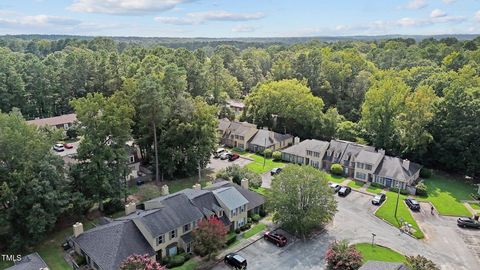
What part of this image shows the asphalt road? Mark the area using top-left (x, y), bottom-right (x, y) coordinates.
top-left (212, 191), bottom-right (480, 270)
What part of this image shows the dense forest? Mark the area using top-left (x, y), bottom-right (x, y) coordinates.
top-left (1, 36), bottom-right (479, 250)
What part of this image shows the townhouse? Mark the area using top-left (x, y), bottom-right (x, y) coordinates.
top-left (69, 179), bottom-right (264, 270)
top-left (5, 253), bottom-right (49, 270)
top-left (27, 113), bottom-right (77, 130)
top-left (218, 119), bottom-right (294, 152)
top-left (281, 139), bottom-right (422, 189)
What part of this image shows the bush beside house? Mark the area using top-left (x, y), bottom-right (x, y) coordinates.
top-left (330, 163), bottom-right (344, 176)
top-left (272, 151), bottom-right (282, 161)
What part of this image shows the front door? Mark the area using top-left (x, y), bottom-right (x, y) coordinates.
top-left (385, 178), bottom-right (392, 187)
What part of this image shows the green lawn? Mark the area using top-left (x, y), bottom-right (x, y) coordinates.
top-left (170, 259), bottom-right (198, 270)
top-left (251, 187), bottom-right (269, 196)
top-left (325, 173), bottom-right (345, 184)
top-left (367, 185), bottom-right (385, 194)
top-left (244, 154), bottom-right (285, 174)
top-left (348, 180), bottom-right (365, 189)
top-left (354, 243), bottom-right (406, 263)
top-left (419, 173), bottom-right (473, 216)
top-left (375, 192), bottom-right (424, 239)
top-left (242, 223), bottom-right (266, 239)
top-left (0, 261), bottom-right (13, 269)
top-left (470, 203), bottom-right (480, 210)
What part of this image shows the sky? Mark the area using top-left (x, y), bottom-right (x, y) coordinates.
top-left (0, 0), bottom-right (479, 37)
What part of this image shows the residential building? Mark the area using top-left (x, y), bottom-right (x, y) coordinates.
top-left (125, 142), bottom-right (141, 180)
top-left (27, 113), bottom-right (77, 130)
top-left (226, 100), bottom-right (245, 115)
top-left (5, 252), bottom-right (49, 270)
top-left (247, 128), bottom-right (293, 152)
top-left (221, 121), bottom-right (258, 150)
top-left (217, 118), bottom-right (231, 138)
top-left (280, 139), bottom-right (422, 189)
top-left (70, 181), bottom-right (264, 269)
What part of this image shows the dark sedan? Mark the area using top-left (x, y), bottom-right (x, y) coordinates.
top-left (224, 253), bottom-right (247, 269)
top-left (270, 167), bottom-right (282, 175)
top-left (338, 186), bottom-right (351, 197)
top-left (264, 231), bottom-right (288, 247)
top-left (405, 197), bottom-right (420, 211)
top-left (457, 217), bottom-right (480, 229)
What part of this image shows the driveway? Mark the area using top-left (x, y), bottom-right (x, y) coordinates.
top-left (206, 156), bottom-right (252, 173)
top-left (212, 191), bottom-right (479, 270)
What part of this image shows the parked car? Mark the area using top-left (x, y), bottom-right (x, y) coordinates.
top-left (63, 143), bottom-right (74, 149)
top-left (372, 192), bottom-right (386, 205)
top-left (229, 153), bottom-right (240, 161)
top-left (214, 148), bottom-right (226, 158)
top-left (224, 253), bottom-right (247, 269)
top-left (136, 179), bottom-right (145, 186)
top-left (264, 231), bottom-right (288, 247)
top-left (270, 167), bottom-right (283, 175)
top-left (329, 183), bottom-right (341, 193)
top-left (457, 217), bottom-right (480, 229)
top-left (338, 186), bottom-right (351, 197)
top-left (405, 197), bottom-right (420, 211)
top-left (220, 151), bottom-right (232, 160)
top-left (53, 143), bottom-right (65, 152)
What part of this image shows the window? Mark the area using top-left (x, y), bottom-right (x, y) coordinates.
top-left (357, 163), bottom-right (364, 169)
top-left (365, 164), bottom-right (372, 170)
top-left (157, 234), bottom-right (164, 245)
top-left (218, 210), bottom-right (223, 217)
top-left (356, 172), bottom-right (366, 180)
top-left (314, 152), bottom-right (320, 158)
top-left (307, 150), bottom-right (312, 156)
top-left (231, 210), bottom-right (234, 217)
top-left (170, 229), bottom-right (177, 239)
top-left (183, 224), bottom-right (190, 233)
top-left (129, 155), bottom-right (135, 163)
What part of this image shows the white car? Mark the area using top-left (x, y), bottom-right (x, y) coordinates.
top-left (214, 148), bottom-right (226, 158)
top-left (220, 151), bottom-right (232, 160)
top-left (53, 143), bottom-right (65, 152)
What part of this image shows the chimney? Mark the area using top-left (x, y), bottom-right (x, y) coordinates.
top-left (125, 202), bottom-right (136, 216)
top-left (73, 222), bottom-right (83, 237)
top-left (378, 149), bottom-right (386, 155)
top-left (193, 183), bottom-right (201, 190)
top-left (241, 178), bottom-right (249, 189)
top-left (402, 159), bottom-right (410, 169)
top-left (161, 185), bottom-right (169, 195)
top-left (294, 137), bottom-right (300, 145)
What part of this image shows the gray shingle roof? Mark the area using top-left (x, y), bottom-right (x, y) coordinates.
top-left (356, 149), bottom-right (384, 165)
top-left (207, 180), bottom-right (265, 210)
top-left (213, 187), bottom-right (249, 210)
top-left (281, 139), bottom-right (327, 157)
top-left (5, 253), bottom-right (48, 270)
top-left (341, 143), bottom-right (373, 162)
top-left (218, 118), bottom-right (231, 133)
top-left (139, 193), bottom-right (204, 237)
top-left (248, 129), bottom-right (293, 147)
top-left (72, 220), bottom-right (155, 270)
top-left (224, 121), bottom-right (257, 136)
top-left (359, 261), bottom-right (411, 270)
top-left (375, 156), bottom-right (422, 182)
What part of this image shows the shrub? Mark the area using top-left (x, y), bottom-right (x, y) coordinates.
top-left (370, 182), bottom-right (384, 188)
top-left (240, 224), bottom-right (251, 231)
top-left (165, 254), bottom-right (187, 268)
top-left (330, 163), bottom-right (344, 176)
top-left (235, 228), bottom-right (241, 234)
top-left (325, 240), bottom-right (362, 270)
top-left (406, 255), bottom-right (440, 270)
top-left (390, 187), bottom-right (410, 195)
top-left (263, 148), bottom-right (273, 158)
top-left (251, 214), bottom-right (261, 223)
top-left (120, 254), bottom-right (165, 270)
top-left (215, 164), bottom-right (262, 189)
top-left (103, 198), bottom-right (124, 215)
top-left (415, 182), bottom-right (428, 197)
top-left (259, 208), bottom-right (267, 217)
top-left (225, 233), bottom-right (237, 245)
top-left (420, 168), bottom-right (432, 179)
top-left (272, 151), bottom-right (282, 161)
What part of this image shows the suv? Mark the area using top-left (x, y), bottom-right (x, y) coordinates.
top-left (264, 231), bottom-right (288, 247)
top-left (224, 253), bottom-right (247, 269)
top-left (329, 183), bottom-right (341, 193)
top-left (270, 167), bottom-right (282, 175)
top-left (214, 148), bottom-right (226, 158)
top-left (372, 193), bottom-right (386, 205)
top-left (457, 217), bottom-right (480, 229)
top-left (220, 151), bottom-right (232, 160)
top-left (338, 186), bottom-right (351, 197)
top-left (405, 198), bottom-right (420, 211)
top-left (53, 143), bottom-right (65, 152)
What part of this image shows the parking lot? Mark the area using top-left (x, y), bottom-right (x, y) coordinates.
top-left (206, 155), bottom-right (252, 173)
top-left (212, 191), bottom-right (480, 270)
top-left (52, 141), bottom-right (80, 157)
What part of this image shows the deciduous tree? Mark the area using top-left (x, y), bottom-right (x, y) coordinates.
top-left (193, 217), bottom-right (228, 260)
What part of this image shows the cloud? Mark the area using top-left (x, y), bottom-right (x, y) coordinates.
top-left (442, 0), bottom-right (456, 4)
top-left (476, 10), bottom-right (480, 21)
top-left (155, 10), bottom-right (265, 25)
top-left (0, 14), bottom-right (81, 27)
top-left (232, 24), bottom-right (257, 33)
top-left (68, 0), bottom-right (196, 15)
top-left (405, 0), bottom-right (427, 9)
top-left (430, 9), bottom-right (446, 18)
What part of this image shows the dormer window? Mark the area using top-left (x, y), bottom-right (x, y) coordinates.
top-left (157, 234), bottom-right (164, 245)
top-left (218, 210), bottom-right (223, 217)
top-left (183, 223), bottom-right (191, 232)
top-left (170, 229), bottom-right (177, 239)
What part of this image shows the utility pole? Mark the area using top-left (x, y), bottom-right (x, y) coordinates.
top-left (394, 182), bottom-right (401, 218)
top-left (371, 233), bottom-right (376, 247)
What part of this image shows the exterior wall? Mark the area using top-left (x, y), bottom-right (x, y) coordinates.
top-left (249, 137), bottom-right (293, 153)
top-left (373, 175), bottom-right (407, 189)
top-left (127, 161), bottom-right (140, 179)
top-left (217, 200), bottom-right (248, 230)
top-left (281, 152), bottom-right (305, 164)
top-left (353, 163), bottom-right (375, 182)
